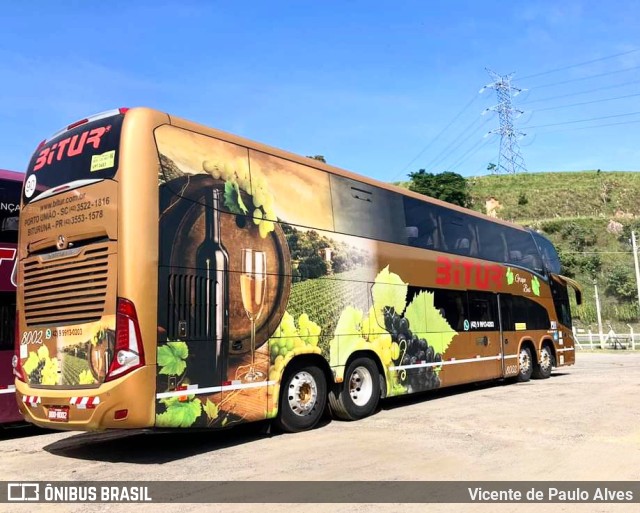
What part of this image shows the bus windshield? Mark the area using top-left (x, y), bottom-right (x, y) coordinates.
top-left (531, 231), bottom-right (562, 275)
top-left (23, 113), bottom-right (124, 204)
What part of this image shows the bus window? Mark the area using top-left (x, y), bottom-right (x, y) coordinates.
top-left (0, 179), bottom-right (21, 244)
top-left (0, 293), bottom-right (15, 351)
top-left (433, 289), bottom-right (467, 332)
top-left (24, 114), bottom-right (124, 205)
top-left (506, 230), bottom-right (541, 273)
top-left (440, 211), bottom-right (479, 258)
top-left (511, 296), bottom-right (550, 330)
top-left (477, 219), bottom-right (508, 263)
top-left (403, 197), bottom-right (440, 250)
top-left (532, 231), bottom-right (562, 275)
top-left (330, 175), bottom-right (406, 244)
top-left (467, 291), bottom-right (498, 331)
top-left (550, 279), bottom-right (572, 327)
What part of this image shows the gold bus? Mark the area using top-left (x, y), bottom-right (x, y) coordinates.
top-left (15, 107), bottom-right (581, 432)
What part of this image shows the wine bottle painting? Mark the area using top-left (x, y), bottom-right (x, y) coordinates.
top-left (239, 248), bottom-right (267, 382)
top-left (194, 188), bottom-right (229, 386)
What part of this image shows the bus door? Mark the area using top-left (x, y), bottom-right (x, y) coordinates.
top-left (466, 292), bottom-right (502, 381)
top-left (497, 294), bottom-right (519, 379)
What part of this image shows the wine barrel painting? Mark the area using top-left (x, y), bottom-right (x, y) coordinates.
top-left (160, 174), bottom-right (291, 355)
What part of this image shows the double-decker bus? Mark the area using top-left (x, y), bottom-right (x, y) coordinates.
top-left (0, 169), bottom-right (22, 425)
top-left (15, 108), bottom-right (581, 432)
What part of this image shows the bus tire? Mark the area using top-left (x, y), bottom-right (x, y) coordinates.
top-left (532, 345), bottom-right (553, 379)
top-left (516, 346), bottom-right (533, 382)
top-left (328, 357), bottom-right (380, 421)
top-left (275, 363), bottom-right (326, 433)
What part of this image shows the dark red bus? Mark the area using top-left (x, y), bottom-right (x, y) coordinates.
top-left (0, 169), bottom-right (22, 425)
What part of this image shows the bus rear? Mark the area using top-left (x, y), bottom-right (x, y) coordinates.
top-left (15, 108), bottom-right (164, 429)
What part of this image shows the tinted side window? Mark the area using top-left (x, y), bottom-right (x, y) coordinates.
top-left (509, 296), bottom-right (550, 330)
top-left (499, 295), bottom-right (514, 331)
top-left (440, 210), bottom-right (479, 257)
top-left (468, 291), bottom-right (498, 331)
top-left (477, 218), bottom-right (508, 263)
top-left (404, 197), bottom-right (440, 250)
top-left (506, 230), bottom-right (542, 272)
top-left (331, 175), bottom-right (406, 243)
top-left (532, 231), bottom-right (562, 275)
top-left (551, 279), bottom-right (572, 327)
top-left (0, 292), bottom-right (15, 350)
top-left (433, 289), bottom-right (467, 332)
top-left (0, 180), bottom-right (20, 244)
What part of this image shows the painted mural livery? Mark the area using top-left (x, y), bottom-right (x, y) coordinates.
top-left (153, 125), bottom-right (550, 428)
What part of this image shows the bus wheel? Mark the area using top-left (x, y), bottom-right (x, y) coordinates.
top-left (328, 357), bottom-right (380, 421)
top-left (532, 345), bottom-right (553, 379)
top-left (516, 346), bottom-right (533, 382)
top-left (275, 363), bottom-right (326, 433)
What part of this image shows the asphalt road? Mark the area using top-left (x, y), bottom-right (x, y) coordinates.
top-left (1, 352), bottom-right (639, 513)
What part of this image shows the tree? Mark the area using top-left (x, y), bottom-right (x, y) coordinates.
top-left (407, 170), bottom-right (470, 207)
top-left (605, 264), bottom-right (637, 302)
top-left (306, 155), bottom-right (326, 163)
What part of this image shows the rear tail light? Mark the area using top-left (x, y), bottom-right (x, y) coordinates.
top-left (13, 310), bottom-right (25, 381)
top-left (67, 118), bottom-right (89, 130)
top-left (106, 298), bottom-right (145, 381)
top-left (46, 107), bottom-right (129, 143)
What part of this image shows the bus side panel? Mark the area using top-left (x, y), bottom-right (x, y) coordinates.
top-left (151, 122), bottom-right (563, 428)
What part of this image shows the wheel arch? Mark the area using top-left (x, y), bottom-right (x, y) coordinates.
top-left (519, 338), bottom-right (537, 360)
top-left (282, 353), bottom-right (333, 387)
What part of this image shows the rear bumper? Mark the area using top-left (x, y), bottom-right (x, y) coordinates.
top-left (16, 365), bottom-right (155, 431)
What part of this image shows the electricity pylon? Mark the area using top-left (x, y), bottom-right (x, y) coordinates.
top-left (481, 69), bottom-right (527, 174)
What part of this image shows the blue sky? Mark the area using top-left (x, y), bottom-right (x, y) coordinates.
top-left (1, 1), bottom-right (640, 182)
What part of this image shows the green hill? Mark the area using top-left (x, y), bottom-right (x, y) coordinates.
top-left (398, 171), bottom-right (640, 330)
top-left (467, 171), bottom-right (640, 221)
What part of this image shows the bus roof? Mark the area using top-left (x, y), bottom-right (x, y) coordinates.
top-left (0, 169), bottom-right (24, 182)
top-left (161, 108), bottom-right (531, 235)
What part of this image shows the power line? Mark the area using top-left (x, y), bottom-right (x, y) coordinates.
top-left (521, 110), bottom-right (640, 129)
top-left (529, 64), bottom-right (640, 90)
top-left (520, 78), bottom-right (640, 105)
top-left (532, 117), bottom-right (640, 134)
top-left (392, 93), bottom-right (480, 180)
top-left (422, 114), bottom-right (490, 172)
top-left (519, 48), bottom-right (640, 80)
top-left (533, 92), bottom-right (640, 112)
top-left (447, 137), bottom-right (494, 171)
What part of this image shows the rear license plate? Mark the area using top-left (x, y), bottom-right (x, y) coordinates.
top-left (48, 406), bottom-right (69, 422)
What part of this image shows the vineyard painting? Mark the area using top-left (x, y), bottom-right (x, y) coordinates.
top-left (154, 125), bottom-right (459, 428)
